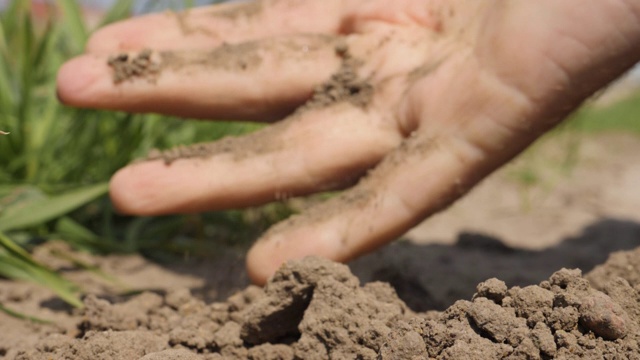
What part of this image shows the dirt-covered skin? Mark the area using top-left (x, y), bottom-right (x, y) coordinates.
top-left (56, 0), bottom-right (640, 285)
top-left (5, 250), bottom-right (640, 360)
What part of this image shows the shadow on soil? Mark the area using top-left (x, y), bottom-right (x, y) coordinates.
top-left (350, 218), bottom-right (640, 312)
top-left (153, 218), bottom-right (640, 313)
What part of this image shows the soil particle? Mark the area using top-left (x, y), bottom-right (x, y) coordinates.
top-left (145, 127), bottom-right (283, 165)
top-left (473, 277), bottom-right (508, 304)
top-left (298, 41), bottom-right (373, 112)
top-left (108, 49), bottom-right (161, 84)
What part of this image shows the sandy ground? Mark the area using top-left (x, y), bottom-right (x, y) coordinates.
top-left (1, 132), bottom-right (640, 359)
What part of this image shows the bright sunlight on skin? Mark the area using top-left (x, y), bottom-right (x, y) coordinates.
top-left (56, 0), bottom-right (640, 284)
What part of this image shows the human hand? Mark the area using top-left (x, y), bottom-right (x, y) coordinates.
top-left (57, 0), bottom-right (640, 284)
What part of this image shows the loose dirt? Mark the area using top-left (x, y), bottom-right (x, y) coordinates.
top-left (297, 40), bottom-right (373, 112)
top-left (131, 39), bottom-right (372, 165)
top-left (3, 250), bottom-right (640, 360)
top-left (108, 50), bottom-right (161, 84)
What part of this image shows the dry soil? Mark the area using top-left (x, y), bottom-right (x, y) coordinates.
top-left (2, 134), bottom-right (640, 360)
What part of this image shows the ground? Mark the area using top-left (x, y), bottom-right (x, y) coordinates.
top-left (1, 132), bottom-right (640, 359)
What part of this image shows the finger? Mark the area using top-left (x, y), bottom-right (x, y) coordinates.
top-left (109, 103), bottom-right (402, 215)
top-left (86, 0), bottom-right (353, 53)
top-left (245, 132), bottom-right (522, 285)
top-left (57, 36), bottom-right (343, 121)
top-left (243, 52), bottom-right (545, 284)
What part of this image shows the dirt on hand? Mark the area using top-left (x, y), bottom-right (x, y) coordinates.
top-left (4, 248), bottom-right (640, 360)
top-left (106, 39), bottom-right (372, 165)
top-left (108, 49), bottom-right (162, 84)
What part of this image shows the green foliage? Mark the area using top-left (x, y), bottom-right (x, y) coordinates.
top-left (0, 0), bottom-right (269, 308)
top-left (0, 183), bottom-right (108, 232)
top-left (0, 231), bottom-right (82, 307)
top-left (0, 0), bottom-right (257, 185)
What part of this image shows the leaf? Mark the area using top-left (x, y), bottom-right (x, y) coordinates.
top-left (0, 185), bottom-right (46, 214)
top-left (0, 182), bottom-right (108, 232)
top-left (55, 217), bottom-right (121, 253)
top-left (0, 302), bottom-right (52, 324)
top-left (0, 232), bottom-right (83, 308)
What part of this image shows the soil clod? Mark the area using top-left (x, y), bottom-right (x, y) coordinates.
top-left (108, 49), bottom-right (161, 84)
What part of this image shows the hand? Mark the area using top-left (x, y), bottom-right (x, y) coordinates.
top-left (57, 0), bottom-right (640, 284)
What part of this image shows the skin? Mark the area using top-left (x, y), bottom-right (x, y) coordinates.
top-left (56, 0), bottom-right (640, 284)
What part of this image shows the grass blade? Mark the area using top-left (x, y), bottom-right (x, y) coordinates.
top-left (55, 0), bottom-right (88, 52)
top-left (0, 302), bottom-right (52, 324)
top-left (0, 232), bottom-right (82, 308)
top-left (0, 182), bottom-right (108, 232)
top-left (55, 217), bottom-right (122, 253)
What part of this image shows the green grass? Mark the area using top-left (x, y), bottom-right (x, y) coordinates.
top-left (0, 0), bottom-right (278, 310)
top-left (567, 92), bottom-right (640, 134)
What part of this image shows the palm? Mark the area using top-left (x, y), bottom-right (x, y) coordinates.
top-left (57, 0), bottom-right (640, 283)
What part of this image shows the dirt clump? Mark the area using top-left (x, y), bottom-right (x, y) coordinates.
top-left (5, 252), bottom-right (640, 359)
top-left (108, 49), bottom-right (161, 84)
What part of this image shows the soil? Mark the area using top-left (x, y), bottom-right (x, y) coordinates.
top-left (3, 249), bottom-right (640, 360)
top-left (108, 50), bottom-right (161, 84)
top-left (297, 40), bottom-right (373, 112)
top-left (2, 133), bottom-right (640, 359)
